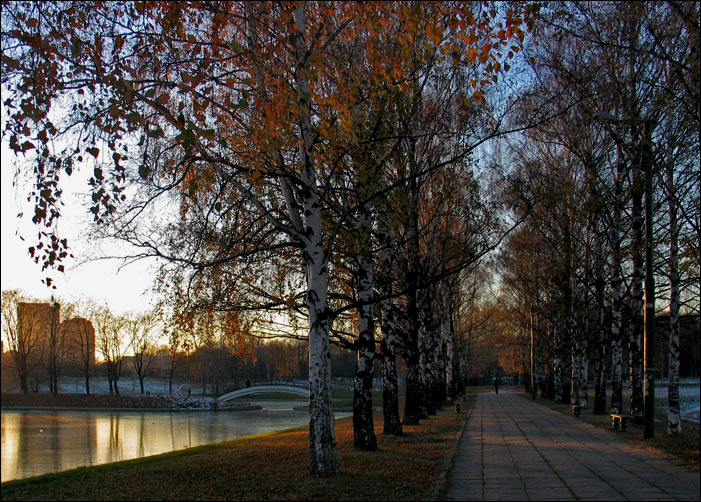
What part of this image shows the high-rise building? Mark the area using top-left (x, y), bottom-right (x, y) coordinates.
top-left (17, 302), bottom-right (95, 368)
top-left (60, 317), bottom-right (96, 368)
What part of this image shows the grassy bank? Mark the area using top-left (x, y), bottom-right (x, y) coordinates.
top-left (1, 392), bottom-right (180, 409)
top-left (514, 388), bottom-right (700, 472)
top-left (1, 400), bottom-right (469, 500)
top-left (0, 390), bottom-right (376, 411)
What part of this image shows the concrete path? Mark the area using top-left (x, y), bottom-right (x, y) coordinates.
top-left (443, 390), bottom-right (700, 501)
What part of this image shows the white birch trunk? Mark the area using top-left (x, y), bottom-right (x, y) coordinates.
top-left (423, 284), bottom-right (440, 413)
top-left (353, 198), bottom-right (378, 450)
top-left (417, 283), bottom-right (431, 417)
top-left (666, 158), bottom-right (682, 434)
top-left (306, 261), bottom-right (338, 472)
top-left (552, 314), bottom-right (563, 402)
top-left (630, 164), bottom-right (645, 421)
top-left (377, 177), bottom-right (402, 435)
top-left (571, 334), bottom-right (580, 406)
top-left (403, 168), bottom-right (423, 425)
top-left (534, 311), bottom-right (543, 397)
top-left (593, 214), bottom-right (608, 415)
top-left (568, 241), bottom-right (580, 407)
top-left (380, 291), bottom-right (402, 435)
top-left (458, 353), bottom-right (467, 393)
top-left (293, 4), bottom-right (338, 473)
top-left (579, 301), bottom-right (589, 408)
top-left (441, 281), bottom-right (455, 401)
top-left (610, 226), bottom-right (624, 415)
top-left (609, 156), bottom-right (624, 415)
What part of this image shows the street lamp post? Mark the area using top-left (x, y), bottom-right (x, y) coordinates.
top-left (530, 303), bottom-right (536, 400)
top-left (641, 119), bottom-right (655, 439)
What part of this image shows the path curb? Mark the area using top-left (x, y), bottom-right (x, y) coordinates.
top-left (431, 397), bottom-right (473, 501)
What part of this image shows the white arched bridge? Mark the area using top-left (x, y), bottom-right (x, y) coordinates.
top-left (214, 380), bottom-right (310, 404)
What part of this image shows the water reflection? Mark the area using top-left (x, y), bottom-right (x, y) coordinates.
top-left (1, 401), bottom-right (349, 482)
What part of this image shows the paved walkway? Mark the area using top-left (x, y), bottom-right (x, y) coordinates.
top-left (443, 391), bottom-right (700, 501)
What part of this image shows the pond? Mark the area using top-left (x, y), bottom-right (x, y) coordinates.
top-left (1, 400), bottom-right (350, 483)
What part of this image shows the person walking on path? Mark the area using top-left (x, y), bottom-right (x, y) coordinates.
top-left (442, 390), bottom-right (700, 501)
top-left (493, 376), bottom-right (499, 394)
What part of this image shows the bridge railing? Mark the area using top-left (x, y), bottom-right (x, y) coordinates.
top-left (246, 379), bottom-right (309, 388)
top-left (215, 381), bottom-right (310, 402)
top-left (219, 380), bottom-right (309, 395)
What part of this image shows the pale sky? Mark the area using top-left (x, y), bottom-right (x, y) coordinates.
top-left (1, 141), bottom-right (158, 318)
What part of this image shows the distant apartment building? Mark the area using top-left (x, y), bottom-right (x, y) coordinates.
top-left (60, 317), bottom-right (96, 368)
top-left (17, 301), bottom-right (59, 339)
top-left (17, 301), bottom-right (95, 369)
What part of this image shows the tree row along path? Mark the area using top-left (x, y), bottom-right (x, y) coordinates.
top-left (443, 391), bottom-right (700, 501)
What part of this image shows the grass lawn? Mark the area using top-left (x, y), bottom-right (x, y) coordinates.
top-left (0, 399), bottom-right (470, 500)
top-left (513, 387), bottom-right (700, 473)
top-left (231, 387), bottom-right (386, 408)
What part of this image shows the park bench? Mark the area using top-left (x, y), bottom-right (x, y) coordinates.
top-left (610, 413), bottom-right (630, 431)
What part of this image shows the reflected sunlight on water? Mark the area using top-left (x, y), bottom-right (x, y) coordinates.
top-left (1, 402), bottom-right (350, 482)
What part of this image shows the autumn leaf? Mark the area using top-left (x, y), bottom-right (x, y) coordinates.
top-left (200, 128), bottom-right (216, 139)
top-left (175, 129), bottom-right (195, 147)
top-left (1, 55), bottom-right (20, 69)
top-left (70, 38), bottom-right (81, 58)
top-left (307, 47), bottom-right (322, 65)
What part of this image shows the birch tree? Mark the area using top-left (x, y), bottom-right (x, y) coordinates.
top-left (127, 310), bottom-right (158, 395)
top-left (73, 317), bottom-right (95, 395)
top-left (2, 290), bottom-right (43, 394)
top-left (68, 299), bottom-right (98, 394)
top-left (40, 298), bottom-right (65, 395)
top-left (659, 63), bottom-right (700, 436)
top-left (376, 174), bottom-right (403, 436)
top-left (93, 305), bottom-right (127, 396)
